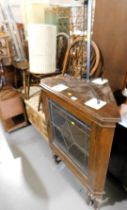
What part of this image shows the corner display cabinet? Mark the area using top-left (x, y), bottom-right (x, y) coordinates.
top-left (40, 75), bottom-right (120, 210)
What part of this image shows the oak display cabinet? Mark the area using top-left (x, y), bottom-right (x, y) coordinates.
top-left (40, 75), bottom-right (120, 210)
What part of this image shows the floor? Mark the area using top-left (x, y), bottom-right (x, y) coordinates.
top-left (0, 123), bottom-right (127, 210)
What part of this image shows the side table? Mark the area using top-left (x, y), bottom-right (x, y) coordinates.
top-left (0, 88), bottom-right (28, 132)
top-left (12, 60), bottom-right (29, 98)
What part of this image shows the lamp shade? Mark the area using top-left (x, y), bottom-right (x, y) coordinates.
top-left (28, 24), bottom-right (56, 74)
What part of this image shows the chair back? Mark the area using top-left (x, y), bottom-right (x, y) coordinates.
top-left (56, 32), bottom-right (69, 73)
top-left (62, 37), bottom-right (100, 78)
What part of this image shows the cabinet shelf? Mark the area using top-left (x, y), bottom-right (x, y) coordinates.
top-left (2, 114), bottom-right (27, 132)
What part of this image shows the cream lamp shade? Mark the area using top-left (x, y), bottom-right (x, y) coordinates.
top-left (28, 24), bottom-right (57, 74)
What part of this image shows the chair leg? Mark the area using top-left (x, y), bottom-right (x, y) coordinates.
top-left (27, 73), bottom-right (30, 99)
top-left (22, 70), bottom-right (27, 99)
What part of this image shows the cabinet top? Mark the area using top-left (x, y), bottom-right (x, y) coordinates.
top-left (40, 75), bottom-right (120, 127)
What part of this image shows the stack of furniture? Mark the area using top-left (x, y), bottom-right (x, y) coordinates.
top-left (0, 32), bottom-right (28, 132)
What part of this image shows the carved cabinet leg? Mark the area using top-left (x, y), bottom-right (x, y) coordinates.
top-left (53, 155), bottom-right (62, 164)
top-left (87, 191), bottom-right (101, 210)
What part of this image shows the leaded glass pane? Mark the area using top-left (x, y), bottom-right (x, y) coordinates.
top-left (49, 100), bottom-right (91, 175)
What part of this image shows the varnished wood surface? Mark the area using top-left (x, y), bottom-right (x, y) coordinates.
top-left (40, 75), bottom-right (120, 206)
top-left (93, 0), bottom-right (127, 90)
top-left (40, 75), bottom-right (120, 127)
top-left (12, 60), bottom-right (29, 71)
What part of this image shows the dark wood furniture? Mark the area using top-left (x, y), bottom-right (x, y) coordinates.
top-left (93, 0), bottom-right (127, 189)
top-left (109, 123), bottom-right (127, 188)
top-left (93, 0), bottom-right (127, 90)
top-left (108, 91), bottom-right (127, 189)
top-left (40, 75), bottom-right (120, 209)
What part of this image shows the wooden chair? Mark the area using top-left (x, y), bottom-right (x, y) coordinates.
top-left (56, 32), bottom-right (69, 73)
top-left (27, 32), bottom-right (69, 99)
top-left (62, 37), bottom-right (100, 78)
top-left (38, 37), bottom-right (100, 111)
